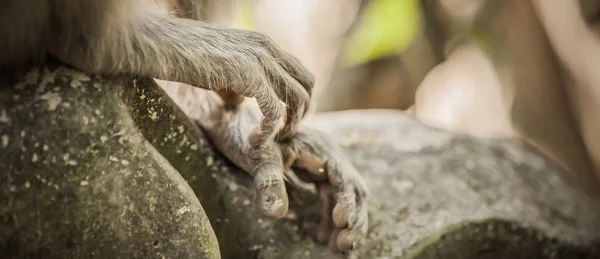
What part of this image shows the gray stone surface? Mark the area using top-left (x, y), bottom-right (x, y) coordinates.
top-left (0, 62), bottom-right (219, 259)
top-left (2, 60), bottom-right (600, 259)
top-left (177, 108), bottom-right (600, 258)
top-left (306, 111), bottom-right (600, 258)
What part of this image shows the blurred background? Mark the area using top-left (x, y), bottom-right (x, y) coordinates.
top-left (153, 0), bottom-right (600, 201)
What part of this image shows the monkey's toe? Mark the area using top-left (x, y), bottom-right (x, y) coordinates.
top-left (336, 229), bottom-right (358, 251)
top-left (254, 166), bottom-right (289, 219)
top-left (328, 189), bottom-right (368, 252)
top-left (258, 184), bottom-right (288, 218)
top-left (332, 203), bottom-right (350, 228)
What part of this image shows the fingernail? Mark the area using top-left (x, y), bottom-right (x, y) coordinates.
top-left (258, 184), bottom-right (288, 219)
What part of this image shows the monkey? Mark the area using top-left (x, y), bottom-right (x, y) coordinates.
top-left (0, 0), bottom-right (368, 253)
top-left (0, 0), bottom-right (314, 150)
top-left (158, 80), bottom-right (369, 252)
top-left (147, 0), bottom-right (369, 252)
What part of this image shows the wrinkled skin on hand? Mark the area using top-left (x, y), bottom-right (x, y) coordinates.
top-left (163, 83), bottom-right (369, 252)
top-left (277, 126), bottom-right (369, 252)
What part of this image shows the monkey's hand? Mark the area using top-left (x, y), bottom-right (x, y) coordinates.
top-left (191, 90), bottom-right (368, 252)
top-left (48, 11), bottom-right (314, 149)
top-left (279, 128), bottom-right (369, 252)
top-left (195, 26), bottom-right (315, 148)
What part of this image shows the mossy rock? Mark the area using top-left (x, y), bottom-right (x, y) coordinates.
top-left (0, 61), bottom-right (219, 258)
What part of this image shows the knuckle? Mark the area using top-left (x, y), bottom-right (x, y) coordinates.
top-left (246, 31), bottom-right (274, 48)
top-left (292, 84), bottom-right (310, 99)
top-left (254, 48), bottom-right (272, 60)
top-left (301, 89), bottom-right (310, 102)
top-left (304, 70), bottom-right (316, 85)
top-left (257, 33), bottom-right (276, 47)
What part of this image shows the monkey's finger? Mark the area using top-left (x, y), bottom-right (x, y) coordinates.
top-left (253, 165), bottom-right (289, 219)
top-left (248, 85), bottom-right (286, 148)
top-left (261, 37), bottom-right (314, 98)
top-left (325, 161), bottom-right (369, 251)
top-left (249, 48), bottom-right (309, 141)
top-left (261, 62), bottom-right (310, 140)
top-left (274, 48), bottom-right (316, 98)
top-left (216, 89), bottom-right (245, 107)
top-left (336, 202), bottom-right (368, 234)
top-left (330, 175), bottom-right (368, 230)
top-left (331, 183), bottom-right (357, 229)
top-left (332, 203), bottom-right (350, 228)
top-left (277, 127), bottom-right (369, 251)
top-left (280, 100), bottom-right (306, 141)
top-left (316, 183), bottom-right (335, 244)
top-left (335, 197), bottom-right (368, 250)
top-left (330, 198), bottom-right (368, 252)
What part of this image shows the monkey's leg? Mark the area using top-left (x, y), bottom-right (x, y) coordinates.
top-left (44, 1), bottom-right (313, 148)
top-left (192, 89), bottom-right (368, 252)
top-left (280, 128), bottom-right (369, 252)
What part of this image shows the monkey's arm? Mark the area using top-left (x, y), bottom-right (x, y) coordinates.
top-left (182, 88), bottom-right (368, 252)
top-left (7, 0), bottom-right (313, 148)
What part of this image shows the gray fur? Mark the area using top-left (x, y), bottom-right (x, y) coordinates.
top-left (0, 0), bottom-right (314, 147)
top-left (161, 81), bottom-right (368, 252)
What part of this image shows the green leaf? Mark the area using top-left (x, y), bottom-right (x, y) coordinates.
top-left (232, 0), bottom-right (256, 31)
top-left (341, 0), bottom-right (422, 67)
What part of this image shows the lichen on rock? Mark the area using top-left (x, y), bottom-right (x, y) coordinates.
top-left (0, 61), bottom-right (219, 258)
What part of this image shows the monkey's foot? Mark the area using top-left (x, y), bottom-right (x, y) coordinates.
top-left (280, 129), bottom-right (369, 252)
top-left (190, 90), bottom-right (368, 252)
